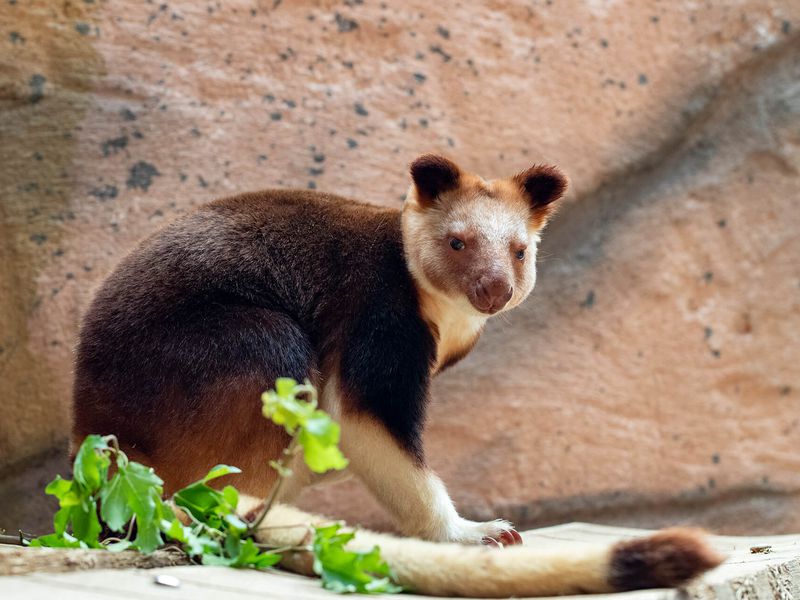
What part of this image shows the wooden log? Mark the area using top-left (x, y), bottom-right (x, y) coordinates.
top-left (0, 544), bottom-right (191, 576)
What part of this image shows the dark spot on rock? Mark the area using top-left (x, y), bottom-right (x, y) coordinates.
top-left (307, 180), bottom-right (317, 189)
top-left (780, 385), bottom-right (791, 396)
top-left (126, 161), bottom-right (160, 191)
top-left (708, 477), bottom-right (716, 489)
top-left (257, 154), bottom-right (268, 163)
top-left (782, 20), bottom-right (791, 34)
top-left (703, 271), bottom-right (713, 283)
top-left (75, 22), bottom-right (90, 35)
top-left (270, 112), bottom-right (282, 121)
top-left (179, 172), bottom-right (187, 182)
top-left (89, 184), bottom-right (119, 201)
top-left (101, 135), bottom-right (128, 156)
top-left (650, 15), bottom-right (659, 23)
top-left (717, 218), bottom-right (726, 228)
top-left (341, 60), bottom-right (354, 69)
top-left (197, 175), bottom-right (208, 188)
top-left (711, 453), bottom-right (720, 464)
top-left (132, 130), bottom-right (143, 140)
top-left (308, 167), bottom-right (324, 176)
top-left (263, 94), bottom-right (275, 103)
top-left (418, 117), bottom-right (428, 127)
top-left (29, 232), bottom-right (47, 245)
top-left (429, 45), bottom-right (451, 62)
top-left (346, 138), bottom-right (358, 149)
top-left (413, 72), bottom-right (427, 83)
top-left (53, 248), bottom-right (64, 257)
top-left (436, 25), bottom-right (450, 39)
top-left (711, 348), bottom-right (721, 358)
top-left (580, 290), bottom-right (595, 308)
top-left (354, 102), bottom-right (369, 116)
top-left (29, 74), bottom-right (46, 104)
top-left (190, 127), bottom-right (201, 137)
top-left (313, 152), bottom-right (325, 163)
top-left (335, 13), bottom-right (358, 32)
top-left (638, 73), bottom-right (648, 85)
top-left (704, 326), bottom-right (713, 339)
top-left (65, 272), bottom-right (75, 280)
top-left (120, 107), bottom-right (137, 121)
top-left (32, 151), bottom-right (43, 161)
top-left (600, 38), bottom-right (609, 48)
top-left (283, 99), bottom-right (296, 108)
top-left (9, 31), bottom-right (25, 44)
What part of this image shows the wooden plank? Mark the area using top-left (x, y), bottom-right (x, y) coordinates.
top-left (2, 523), bottom-right (799, 599)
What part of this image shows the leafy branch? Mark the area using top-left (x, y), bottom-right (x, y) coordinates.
top-left (27, 378), bottom-right (401, 594)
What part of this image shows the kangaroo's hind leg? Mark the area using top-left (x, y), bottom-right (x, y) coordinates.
top-left (74, 303), bottom-right (319, 497)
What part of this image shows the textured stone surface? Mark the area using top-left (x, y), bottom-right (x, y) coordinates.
top-left (1, 1), bottom-right (798, 535)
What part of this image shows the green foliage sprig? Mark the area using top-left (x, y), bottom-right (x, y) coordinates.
top-left (28, 378), bottom-right (401, 593)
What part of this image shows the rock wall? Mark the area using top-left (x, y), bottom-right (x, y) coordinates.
top-left (1, 0), bottom-right (798, 535)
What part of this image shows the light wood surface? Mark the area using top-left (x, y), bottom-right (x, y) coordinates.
top-left (2, 522), bottom-right (798, 599)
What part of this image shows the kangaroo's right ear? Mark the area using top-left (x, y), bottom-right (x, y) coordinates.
top-left (409, 154), bottom-right (461, 207)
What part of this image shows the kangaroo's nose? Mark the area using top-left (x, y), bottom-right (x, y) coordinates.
top-left (475, 277), bottom-right (513, 313)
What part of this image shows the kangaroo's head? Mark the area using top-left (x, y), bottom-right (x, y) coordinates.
top-left (402, 153), bottom-right (567, 317)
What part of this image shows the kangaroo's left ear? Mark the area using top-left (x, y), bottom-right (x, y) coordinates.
top-left (513, 164), bottom-right (568, 210)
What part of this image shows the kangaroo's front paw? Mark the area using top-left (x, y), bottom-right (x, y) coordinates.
top-left (446, 518), bottom-right (523, 547)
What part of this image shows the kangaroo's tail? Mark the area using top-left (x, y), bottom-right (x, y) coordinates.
top-left (241, 499), bottom-right (724, 598)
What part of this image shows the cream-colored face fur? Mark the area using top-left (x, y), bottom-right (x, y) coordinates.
top-left (403, 190), bottom-right (541, 316)
top-left (401, 155), bottom-right (566, 319)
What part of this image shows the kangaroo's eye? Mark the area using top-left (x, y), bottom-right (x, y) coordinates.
top-left (515, 249), bottom-right (526, 261)
top-left (450, 238), bottom-right (465, 251)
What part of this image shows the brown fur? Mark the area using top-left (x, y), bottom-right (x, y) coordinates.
top-left (608, 528), bottom-right (725, 591)
top-left (71, 154), bottom-right (726, 594)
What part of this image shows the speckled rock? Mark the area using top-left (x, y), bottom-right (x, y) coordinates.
top-left (1, 0), bottom-right (798, 535)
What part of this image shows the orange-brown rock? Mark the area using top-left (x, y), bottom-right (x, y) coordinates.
top-left (1, 0), bottom-right (798, 535)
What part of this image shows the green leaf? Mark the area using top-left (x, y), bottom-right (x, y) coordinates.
top-left (261, 379), bottom-right (317, 434)
top-left (72, 435), bottom-right (111, 492)
top-left (232, 538), bottom-right (281, 568)
top-left (52, 505), bottom-right (71, 536)
top-left (28, 532), bottom-right (88, 549)
top-left (299, 430), bottom-right (349, 473)
top-left (105, 540), bottom-right (133, 552)
top-left (261, 379), bottom-right (349, 474)
top-left (100, 462), bottom-right (163, 534)
top-left (274, 377), bottom-right (297, 397)
top-left (67, 497), bottom-right (102, 547)
top-left (44, 475), bottom-right (72, 500)
top-left (134, 516), bottom-right (163, 553)
top-left (312, 524), bottom-right (403, 594)
top-left (223, 513), bottom-right (248, 533)
top-left (201, 553), bottom-right (237, 566)
top-left (173, 482), bottom-right (226, 528)
top-left (201, 465), bottom-right (241, 484)
top-left (161, 518), bottom-right (220, 556)
top-left (99, 472), bottom-right (134, 532)
top-left (222, 485), bottom-right (239, 509)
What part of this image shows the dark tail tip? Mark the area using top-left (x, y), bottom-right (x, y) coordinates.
top-left (608, 528), bottom-right (725, 591)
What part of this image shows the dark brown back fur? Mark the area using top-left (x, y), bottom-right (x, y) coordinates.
top-left (73, 190), bottom-right (435, 493)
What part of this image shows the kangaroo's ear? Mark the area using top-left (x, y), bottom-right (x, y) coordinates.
top-left (513, 164), bottom-right (568, 210)
top-left (409, 154), bottom-right (462, 207)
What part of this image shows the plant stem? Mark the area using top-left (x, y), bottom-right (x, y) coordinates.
top-left (247, 435), bottom-right (300, 535)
